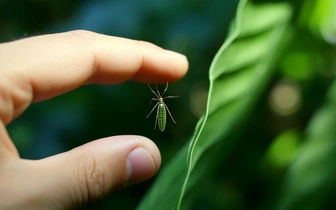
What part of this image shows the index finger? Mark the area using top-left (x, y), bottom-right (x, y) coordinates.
top-left (0, 30), bottom-right (188, 103)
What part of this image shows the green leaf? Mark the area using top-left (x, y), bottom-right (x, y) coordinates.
top-left (275, 80), bottom-right (336, 210)
top-left (138, 1), bottom-right (292, 209)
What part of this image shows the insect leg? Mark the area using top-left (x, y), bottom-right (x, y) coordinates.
top-left (148, 84), bottom-right (160, 98)
top-left (161, 82), bottom-right (168, 97)
top-left (163, 96), bottom-right (179, 99)
top-left (154, 103), bottom-right (159, 129)
top-left (155, 85), bottom-right (162, 98)
top-left (164, 103), bottom-right (176, 123)
top-left (147, 102), bottom-right (159, 118)
top-left (149, 98), bottom-right (159, 104)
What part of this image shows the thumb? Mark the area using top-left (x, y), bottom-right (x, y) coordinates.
top-left (27, 135), bottom-right (160, 209)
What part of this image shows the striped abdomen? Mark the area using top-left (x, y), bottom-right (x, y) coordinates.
top-left (158, 103), bottom-right (166, 132)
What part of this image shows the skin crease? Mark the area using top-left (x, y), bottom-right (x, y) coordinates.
top-left (0, 30), bottom-right (188, 210)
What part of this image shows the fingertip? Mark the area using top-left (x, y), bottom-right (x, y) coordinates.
top-left (164, 49), bottom-right (189, 82)
top-left (164, 49), bottom-right (189, 75)
top-left (132, 47), bottom-right (189, 84)
top-left (134, 41), bottom-right (189, 83)
top-left (140, 136), bottom-right (162, 173)
top-left (64, 135), bottom-right (160, 194)
top-left (126, 136), bottom-right (161, 178)
top-left (126, 147), bottom-right (157, 184)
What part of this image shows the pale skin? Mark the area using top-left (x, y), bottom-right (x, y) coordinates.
top-left (0, 30), bottom-right (188, 210)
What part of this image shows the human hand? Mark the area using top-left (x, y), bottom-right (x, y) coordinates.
top-left (0, 30), bottom-right (188, 210)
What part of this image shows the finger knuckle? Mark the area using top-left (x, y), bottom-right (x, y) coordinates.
top-left (67, 30), bottom-right (98, 81)
top-left (78, 155), bottom-right (109, 201)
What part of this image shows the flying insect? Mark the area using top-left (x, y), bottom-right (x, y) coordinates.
top-left (147, 82), bottom-right (178, 132)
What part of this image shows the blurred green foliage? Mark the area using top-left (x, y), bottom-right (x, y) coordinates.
top-left (139, 1), bottom-right (291, 209)
top-left (1, 0), bottom-right (336, 209)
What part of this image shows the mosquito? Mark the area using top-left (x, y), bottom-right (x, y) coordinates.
top-left (147, 82), bottom-right (179, 132)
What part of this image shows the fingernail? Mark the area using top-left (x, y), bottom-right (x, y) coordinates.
top-left (127, 147), bottom-right (156, 184)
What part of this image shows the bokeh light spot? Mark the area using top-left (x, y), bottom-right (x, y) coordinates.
top-left (190, 83), bottom-right (208, 117)
top-left (269, 80), bottom-right (301, 116)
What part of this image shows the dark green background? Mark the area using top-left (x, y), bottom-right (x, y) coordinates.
top-left (1, 0), bottom-right (335, 209)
